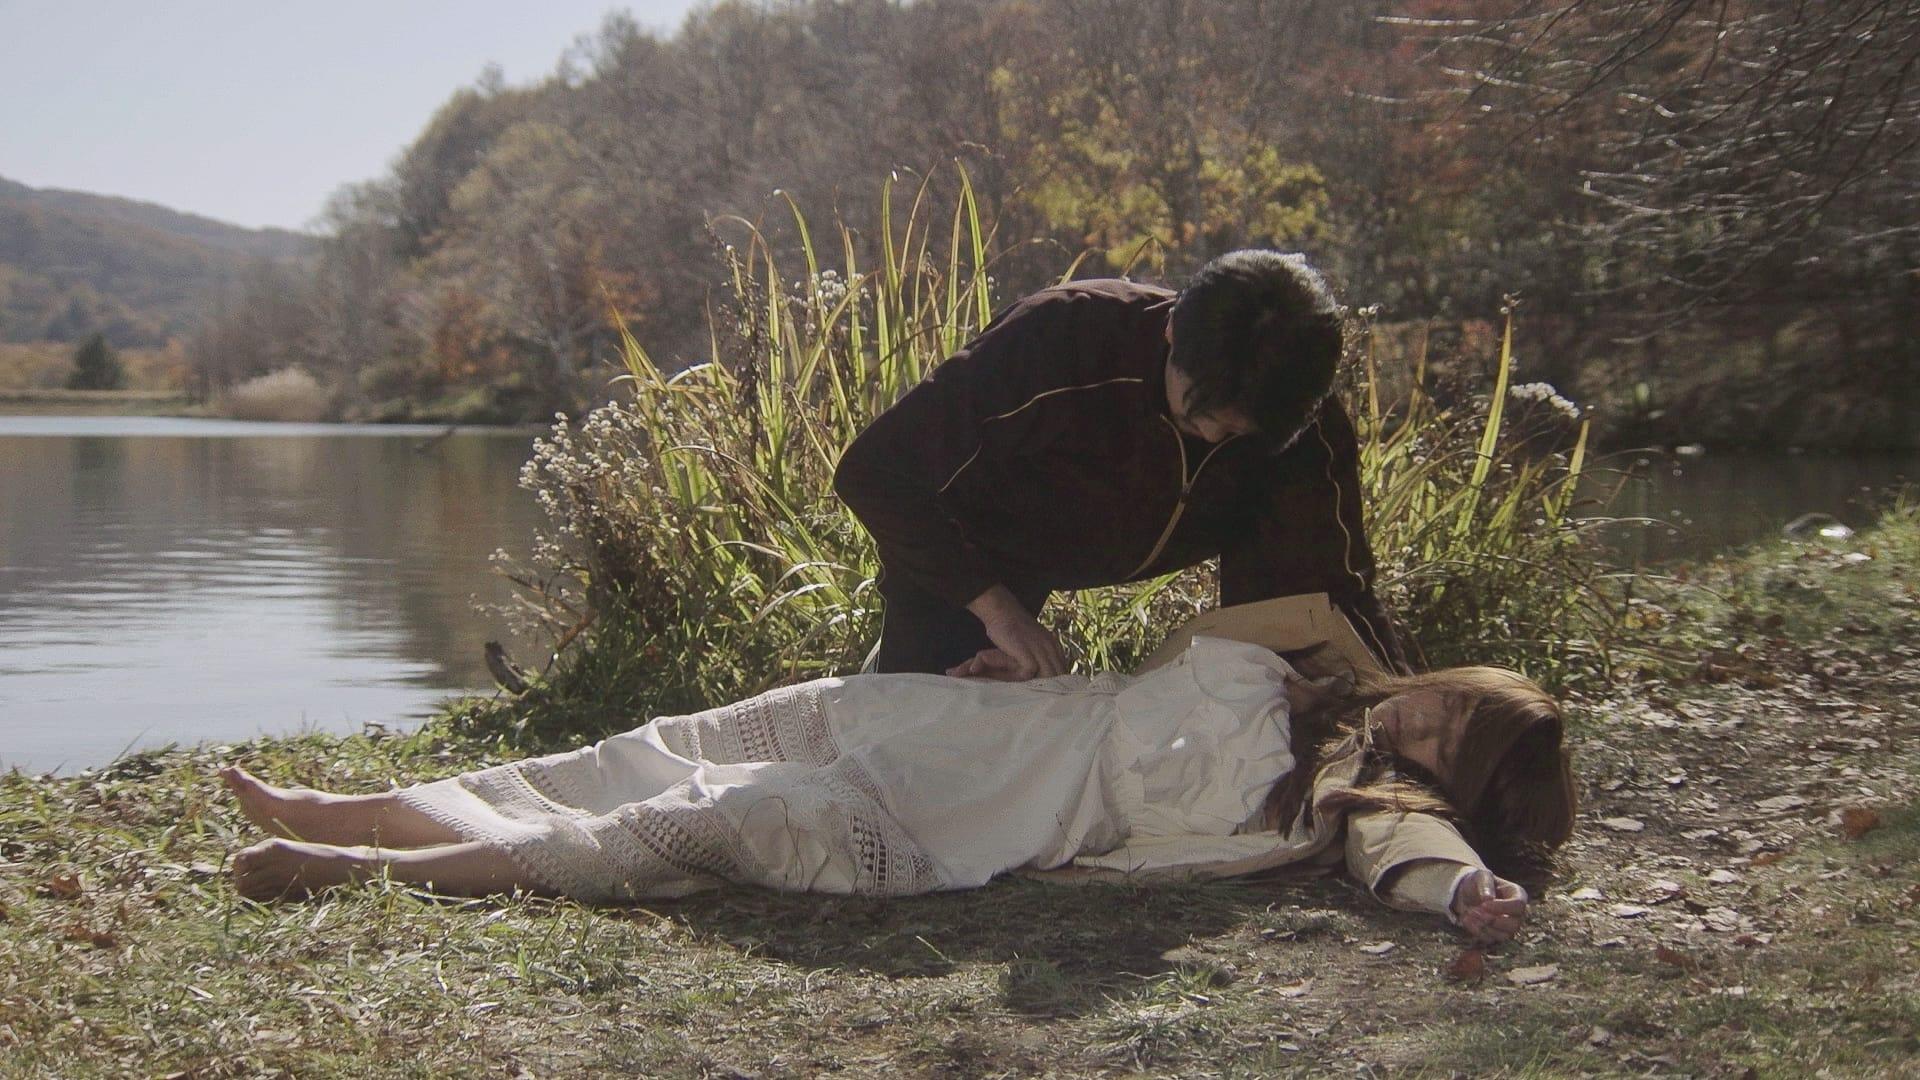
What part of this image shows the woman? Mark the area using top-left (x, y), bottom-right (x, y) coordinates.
top-left (223, 637), bottom-right (1574, 942)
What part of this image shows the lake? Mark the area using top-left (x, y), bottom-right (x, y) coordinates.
top-left (2, 416), bottom-right (1915, 773)
top-left (1, 417), bottom-right (545, 773)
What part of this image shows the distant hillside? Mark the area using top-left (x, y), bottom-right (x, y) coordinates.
top-left (0, 176), bottom-right (313, 348)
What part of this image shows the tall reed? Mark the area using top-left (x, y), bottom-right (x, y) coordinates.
top-left (485, 176), bottom-right (1619, 743)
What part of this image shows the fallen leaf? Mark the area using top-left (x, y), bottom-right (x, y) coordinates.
top-left (1654, 944), bottom-right (1698, 971)
top-left (1569, 887), bottom-right (1604, 901)
top-left (1274, 979), bottom-right (1312, 999)
top-left (40, 874), bottom-right (83, 900)
top-left (1751, 850), bottom-right (1789, 868)
top-left (1595, 937), bottom-right (1627, 949)
top-left (1446, 948), bottom-right (1487, 981)
top-left (1754, 795), bottom-right (1808, 813)
top-left (1586, 1025), bottom-right (1614, 1047)
top-left (62, 922), bottom-right (117, 949)
top-left (1506, 964), bottom-right (1558, 986)
top-left (1600, 817), bottom-right (1646, 833)
top-left (1840, 806), bottom-right (1883, 840)
top-left (1732, 933), bottom-right (1772, 948)
top-left (1358, 941), bottom-right (1397, 956)
top-left (1706, 869), bottom-right (1740, 885)
top-left (1650, 880), bottom-right (1687, 902)
top-left (1610, 904), bottom-right (1653, 919)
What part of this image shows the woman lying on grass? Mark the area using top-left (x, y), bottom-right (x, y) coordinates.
top-left (223, 637), bottom-right (1575, 943)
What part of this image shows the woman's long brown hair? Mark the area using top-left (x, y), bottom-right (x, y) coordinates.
top-left (1263, 666), bottom-right (1578, 886)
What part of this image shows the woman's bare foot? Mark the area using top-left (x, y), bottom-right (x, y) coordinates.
top-left (221, 765), bottom-right (465, 848)
top-left (230, 837), bottom-right (369, 900)
top-left (220, 766), bottom-right (336, 840)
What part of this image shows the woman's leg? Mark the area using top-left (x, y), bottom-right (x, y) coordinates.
top-left (230, 837), bottom-right (541, 901)
top-left (222, 766), bottom-right (464, 848)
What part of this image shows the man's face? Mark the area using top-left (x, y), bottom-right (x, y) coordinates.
top-left (1164, 360), bottom-right (1257, 443)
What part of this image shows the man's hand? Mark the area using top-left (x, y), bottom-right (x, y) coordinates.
top-left (959, 585), bottom-right (1068, 680)
top-left (946, 648), bottom-right (1027, 681)
top-left (1450, 869), bottom-right (1530, 943)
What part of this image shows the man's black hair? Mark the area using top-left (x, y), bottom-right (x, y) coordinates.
top-left (1168, 250), bottom-right (1344, 448)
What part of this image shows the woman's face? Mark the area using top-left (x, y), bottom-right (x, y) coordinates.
top-left (1365, 689), bottom-right (1462, 784)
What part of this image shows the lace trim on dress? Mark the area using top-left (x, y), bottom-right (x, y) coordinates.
top-left (814, 757), bottom-right (944, 895)
top-left (656, 684), bottom-right (838, 766)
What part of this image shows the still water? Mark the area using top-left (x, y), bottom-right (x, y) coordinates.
top-left (1, 417), bottom-right (544, 773)
top-left (1, 417), bottom-right (1915, 773)
top-left (1587, 450), bottom-right (1920, 564)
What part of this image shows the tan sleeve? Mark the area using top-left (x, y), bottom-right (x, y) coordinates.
top-left (1343, 810), bottom-right (1488, 917)
top-left (1382, 860), bottom-right (1480, 920)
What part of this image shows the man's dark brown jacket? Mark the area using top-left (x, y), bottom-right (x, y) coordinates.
top-left (833, 278), bottom-right (1408, 670)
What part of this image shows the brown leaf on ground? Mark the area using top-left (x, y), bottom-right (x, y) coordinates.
top-left (1840, 806), bottom-right (1883, 840)
top-left (1274, 979), bottom-right (1312, 998)
top-left (39, 874), bottom-right (83, 900)
top-left (1654, 944), bottom-right (1699, 972)
top-left (1751, 850), bottom-right (1790, 867)
top-left (62, 922), bottom-right (118, 949)
top-left (1446, 948), bottom-right (1487, 981)
top-left (1599, 817), bottom-right (1646, 833)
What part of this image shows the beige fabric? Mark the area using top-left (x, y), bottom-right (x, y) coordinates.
top-left (1383, 860), bottom-right (1480, 920)
top-left (1137, 592), bottom-right (1386, 681)
top-left (1036, 748), bottom-right (1489, 921)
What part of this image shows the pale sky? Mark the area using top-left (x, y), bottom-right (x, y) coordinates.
top-left (0, 1), bottom-right (706, 231)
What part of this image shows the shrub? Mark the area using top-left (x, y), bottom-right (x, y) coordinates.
top-left (475, 175), bottom-right (1625, 745)
top-left (221, 367), bottom-right (330, 422)
top-left (66, 333), bottom-right (126, 390)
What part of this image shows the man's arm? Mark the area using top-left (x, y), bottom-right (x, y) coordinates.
top-left (1217, 401), bottom-right (1412, 672)
top-left (834, 288), bottom-right (1091, 611)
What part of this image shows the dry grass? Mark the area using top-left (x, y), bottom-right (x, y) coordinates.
top-left (0, 342), bottom-right (187, 393)
top-left (219, 367), bottom-right (330, 422)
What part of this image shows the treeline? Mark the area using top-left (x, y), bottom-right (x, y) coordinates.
top-left (185, 0), bottom-right (1918, 427)
top-left (0, 176), bottom-right (310, 350)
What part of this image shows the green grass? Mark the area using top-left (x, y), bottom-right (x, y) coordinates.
top-left (5, 513), bottom-right (1914, 1076)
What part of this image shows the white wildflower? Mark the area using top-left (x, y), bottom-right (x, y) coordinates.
top-left (1509, 381), bottom-right (1580, 420)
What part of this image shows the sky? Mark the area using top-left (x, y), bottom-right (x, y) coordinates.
top-left (0, 1), bottom-right (706, 231)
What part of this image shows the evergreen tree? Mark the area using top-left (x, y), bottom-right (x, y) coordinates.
top-left (66, 333), bottom-right (126, 391)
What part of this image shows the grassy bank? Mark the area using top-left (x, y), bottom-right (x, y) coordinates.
top-left (2, 510), bottom-right (1914, 1078)
top-left (0, 388), bottom-right (198, 417)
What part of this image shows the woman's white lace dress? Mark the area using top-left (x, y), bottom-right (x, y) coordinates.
top-left (398, 637), bottom-right (1299, 902)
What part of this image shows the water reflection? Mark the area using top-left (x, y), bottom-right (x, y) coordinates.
top-left (1585, 451), bottom-right (1920, 564)
top-left (0, 418), bottom-right (544, 773)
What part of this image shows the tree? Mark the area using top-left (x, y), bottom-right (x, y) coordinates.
top-left (1437, 0), bottom-right (1920, 319)
top-left (66, 332), bottom-right (125, 390)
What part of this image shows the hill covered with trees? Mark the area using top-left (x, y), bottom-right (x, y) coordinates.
top-left (0, 176), bottom-right (311, 351)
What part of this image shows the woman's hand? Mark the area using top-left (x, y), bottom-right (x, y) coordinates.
top-left (1450, 869), bottom-right (1529, 943)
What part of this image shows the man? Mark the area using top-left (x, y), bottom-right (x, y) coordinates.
top-left (834, 250), bottom-right (1408, 679)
